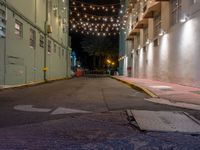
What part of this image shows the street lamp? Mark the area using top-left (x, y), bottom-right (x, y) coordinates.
top-left (107, 59), bottom-right (111, 64)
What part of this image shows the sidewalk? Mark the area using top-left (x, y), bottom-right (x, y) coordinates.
top-left (113, 76), bottom-right (200, 110)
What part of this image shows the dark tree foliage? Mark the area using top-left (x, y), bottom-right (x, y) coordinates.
top-left (81, 37), bottom-right (118, 57)
top-left (81, 37), bottom-right (118, 69)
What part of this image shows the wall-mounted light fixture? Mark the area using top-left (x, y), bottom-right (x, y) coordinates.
top-left (146, 39), bottom-right (150, 44)
top-left (47, 25), bottom-right (52, 33)
top-left (159, 29), bottom-right (165, 37)
top-left (180, 14), bottom-right (190, 23)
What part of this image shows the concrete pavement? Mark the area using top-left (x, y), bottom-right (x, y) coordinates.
top-left (0, 77), bottom-right (200, 149)
top-left (0, 111), bottom-right (200, 150)
top-left (113, 76), bottom-right (200, 110)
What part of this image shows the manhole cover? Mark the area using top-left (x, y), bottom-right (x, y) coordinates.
top-left (127, 110), bottom-right (200, 133)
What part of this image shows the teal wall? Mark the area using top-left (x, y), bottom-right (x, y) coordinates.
top-left (0, 38), bottom-right (5, 85)
top-left (0, 0), bottom-right (70, 86)
top-left (0, 1), bottom-right (6, 85)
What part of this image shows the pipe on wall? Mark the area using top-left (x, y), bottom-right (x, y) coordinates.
top-left (44, 0), bottom-right (48, 81)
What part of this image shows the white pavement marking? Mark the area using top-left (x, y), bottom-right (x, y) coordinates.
top-left (14, 105), bottom-right (51, 113)
top-left (51, 107), bottom-right (91, 115)
top-left (130, 92), bottom-right (140, 97)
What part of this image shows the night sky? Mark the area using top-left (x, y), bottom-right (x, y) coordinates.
top-left (69, 0), bottom-right (120, 68)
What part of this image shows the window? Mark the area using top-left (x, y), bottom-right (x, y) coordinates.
top-left (54, 43), bottom-right (57, 53)
top-left (135, 34), bottom-right (140, 49)
top-left (143, 26), bottom-right (148, 44)
top-left (154, 38), bottom-right (159, 47)
top-left (59, 47), bottom-right (61, 57)
top-left (0, 9), bottom-right (6, 19)
top-left (53, 7), bottom-right (57, 17)
top-left (154, 12), bottom-right (161, 37)
top-left (143, 46), bottom-right (146, 53)
top-left (48, 40), bottom-right (52, 53)
top-left (171, 0), bottom-right (182, 25)
top-left (30, 28), bottom-right (36, 48)
top-left (39, 34), bottom-right (44, 48)
top-left (136, 49), bottom-right (139, 55)
top-left (15, 20), bottom-right (23, 38)
top-left (62, 49), bottom-right (64, 56)
top-left (0, 15), bottom-right (5, 37)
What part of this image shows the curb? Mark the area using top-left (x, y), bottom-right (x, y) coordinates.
top-left (110, 76), bottom-right (159, 98)
top-left (0, 77), bottom-right (72, 91)
top-left (111, 76), bottom-right (200, 111)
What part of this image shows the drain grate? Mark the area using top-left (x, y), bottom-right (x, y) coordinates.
top-left (159, 89), bottom-right (174, 91)
top-left (127, 110), bottom-right (200, 133)
top-left (191, 91), bottom-right (200, 95)
top-left (150, 86), bottom-right (174, 91)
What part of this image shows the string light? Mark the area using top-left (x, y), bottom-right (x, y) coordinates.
top-left (69, 1), bottom-right (125, 36)
top-left (70, 0), bottom-right (121, 12)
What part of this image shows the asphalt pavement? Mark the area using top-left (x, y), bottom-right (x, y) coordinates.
top-left (0, 77), bottom-right (200, 149)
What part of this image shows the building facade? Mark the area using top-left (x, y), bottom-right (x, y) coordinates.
top-left (119, 0), bottom-right (200, 87)
top-left (0, 0), bottom-right (71, 88)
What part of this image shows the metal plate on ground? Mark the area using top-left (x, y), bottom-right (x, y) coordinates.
top-left (128, 110), bottom-right (200, 133)
top-left (150, 86), bottom-right (174, 91)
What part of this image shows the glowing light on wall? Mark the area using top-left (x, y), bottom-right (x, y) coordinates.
top-left (139, 48), bottom-right (144, 77)
top-left (179, 14), bottom-right (190, 23)
top-left (147, 43), bottom-right (153, 78)
top-left (180, 19), bottom-right (195, 59)
top-left (159, 34), bottom-right (169, 72)
top-left (123, 56), bottom-right (128, 76)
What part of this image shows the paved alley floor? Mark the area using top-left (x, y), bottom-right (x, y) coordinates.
top-left (0, 77), bottom-right (200, 149)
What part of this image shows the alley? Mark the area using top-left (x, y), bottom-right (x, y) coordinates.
top-left (0, 77), bottom-right (200, 149)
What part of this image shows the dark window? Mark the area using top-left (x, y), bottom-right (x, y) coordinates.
top-left (143, 46), bottom-right (146, 53)
top-left (54, 43), bottom-right (57, 53)
top-left (62, 49), bottom-right (64, 56)
top-left (30, 28), bottom-right (36, 48)
top-left (154, 12), bottom-right (161, 37)
top-left (59, 47), bottom-right (61, 57)
top-left (0, 12), bottom-right (6, 37)
top-left (15, 20), bottom-right (23, 38)
top-left (136, 50), bottom-right (139, 55)
top-left (171, 0), bottom-right (182, 25)
top-left (154, 39), bottom-right (159, 47)
top-left (48, 40), bottom-right (52, 53)
top-left (39, 34), bottom-right (44, 48)
top-left (144, 27), bottom-right (148, 44)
